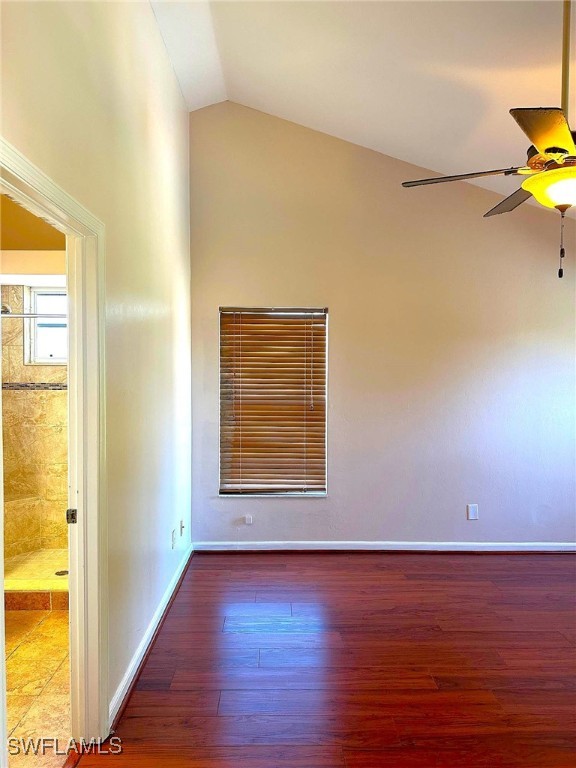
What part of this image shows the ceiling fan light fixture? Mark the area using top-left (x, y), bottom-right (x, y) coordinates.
top-left (521, 166), bottom-right (576, 209)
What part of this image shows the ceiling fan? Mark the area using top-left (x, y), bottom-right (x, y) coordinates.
top-left (402, 0), bottom-right (575, 277)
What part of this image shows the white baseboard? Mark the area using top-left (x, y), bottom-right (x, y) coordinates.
top-left (193, 540), bottom-right (576, 552)
top-left (108, 544), bottom-right (194, 726)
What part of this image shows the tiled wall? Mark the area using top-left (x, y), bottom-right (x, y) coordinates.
top-left (2, 286), bottom-right (68, 559)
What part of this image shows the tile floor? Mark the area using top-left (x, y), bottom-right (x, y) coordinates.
top-left (4, 549), bottom-right (69, 593)
top-left (5, 609), bottom-right (70, 767)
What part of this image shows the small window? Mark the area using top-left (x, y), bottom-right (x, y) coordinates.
top-left (220, 307), bottom-right (328, 495)
top-left (24, 287), bottom-right (68, 364)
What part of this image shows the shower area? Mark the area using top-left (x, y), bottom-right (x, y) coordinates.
top-left (2, 283), bottom-right (69, 610)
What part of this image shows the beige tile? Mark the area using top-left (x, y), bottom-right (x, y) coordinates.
top-left (40, 518), bottom-right (66, 542)
top-left (7, 346), bottom-right (26, 383)
top-left (4, 529), bottom-right (37, 562)
top-left (5, 424), bottom-right (63, 467)
top-left (42, 657), bottom-right (70, 697)
top-left (5, 580), bottom-right (68, 594)
top-left (13, 632), bottom-right (68, 664)
top-left (2, 357), bottom-right (68, 570)
top-left (4, 606), bottom-right (70, 768)
top-left (3, 390), bottom-right (67, 430)
top-left (2, 316), bottom-right (23, 346)
top-left (2, 427), bottom-right (27, 465)
top-left (5, 593), bottom-right (51, 611)
top-left (5, 500), bottom-right (41, 534)
top-left (6, 652), bottom-right (62, 696)
top-left (40, 500), bottom-right (68, 542)
top-left (2, 342), bottom-right (12, 383)
top-left (6, 694), bottom-right (35, 735)
top-left (40, 464), bottom-right (68, 502)
top-left (45, 579), bottom-right (69, 591)
top-left (2, 471), bottom-right (40, 502)
top-left (9, 575), bottom-right (68, 595)
top-left (13, 358), bottom-right (67, 386)
top-left (43, 391), bottom-right (67, 427)
top-left (35, 611), bottom-right (70, 637)
top-left (40, 549), bottom-right (68, 568)
top-left (5, 550), bottom-right (47, 580)
top-left (4, 500), bottom-right (42, 559)
top-left (4, 611), bottom-right (49, 653)
top-left (9, 690), bottom-right (70, 767)
top-left (40, 531), bottom-right (68, 551)
top-left (4, 540), bottom-right (40, 560)
top-left (17, 692), bottom-right (70, 737)
top-left (5, 547), bottom-right (67, 579)
top-left (34, 426), bottom-right (68, 464)
top-left (9, 747), bottom-right (72, 768)
top-left (3, 391), bottom-right (50, 427)
top-left (41, 536), bottom-right (68, 552)
top-left (4, 553), bottom-right (29, 574)
top-left (6, 286), bottom-right (24, 314)
top-left (50, 592), bottom-right (69, 610)
top-left (2, 462), bottom-right (41, 501)
top-left (5, 548), bottom-right (68, 595)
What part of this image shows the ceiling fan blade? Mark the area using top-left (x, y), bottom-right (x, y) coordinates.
top-left (510, 108), bottom-right (576, 156)
top-left (483, 188), bottom-right (533, 218)
top-left (402, 167), bottom-right (523, 188)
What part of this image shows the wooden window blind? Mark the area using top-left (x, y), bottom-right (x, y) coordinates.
top-left (220, 308), bottom-right (328, 495)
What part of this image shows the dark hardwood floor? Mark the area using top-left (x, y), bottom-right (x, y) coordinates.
top-left (79, 552), bottom-right (576, 767)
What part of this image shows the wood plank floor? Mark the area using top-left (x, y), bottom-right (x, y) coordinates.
top-left (79, 553), bottom-right (576, 767)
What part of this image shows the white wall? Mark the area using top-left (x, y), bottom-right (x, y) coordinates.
top-left (190, 102), bottom-right (575, 548)
top-left (1, 2), bottom-right (191, 705)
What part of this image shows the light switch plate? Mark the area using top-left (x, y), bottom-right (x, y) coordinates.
top-left (467, 504), bottom-right (479, 520)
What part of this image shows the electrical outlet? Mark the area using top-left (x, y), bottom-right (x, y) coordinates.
top-left (171, 529), bottom-right (176, 549)
top-left (467, 504), bottom-right (479, 520)
top-left (180, 520), bottom-right (185, 536)
top-left (244, 514), bottom-right (253, 525)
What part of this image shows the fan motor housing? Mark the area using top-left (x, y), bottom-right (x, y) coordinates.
top-left (527, 130), bottom-right (576, 169)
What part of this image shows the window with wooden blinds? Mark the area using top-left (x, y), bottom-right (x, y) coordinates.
top-left (220, 308), bottom-right (328, 495)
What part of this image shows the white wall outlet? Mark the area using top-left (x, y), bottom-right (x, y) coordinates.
top-left (180, 519), bottom-right (185, 536)
top-left (244, 514), bottom-right (253, 525)
top-left (467, 504), bottom-right (479, 520)
top-left (171, 529), bottom-right (176, 548)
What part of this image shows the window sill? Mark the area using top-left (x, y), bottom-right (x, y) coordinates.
top-left (218, 492), bottom-right (327, 498)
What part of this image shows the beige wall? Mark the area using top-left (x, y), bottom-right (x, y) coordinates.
top-left (1, 1), bottom-right (191, 704)
top-left (190, 102), bottom-right (575, 547)
top-left (1, 195), bottom-right (66, 250)
top-left (1, 251), bottom-right (67, 275)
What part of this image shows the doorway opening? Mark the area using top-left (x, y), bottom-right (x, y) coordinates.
top-left (2, 194), bottom-right (70, 760)
top-left (0, 139), bottom-right (108, 758)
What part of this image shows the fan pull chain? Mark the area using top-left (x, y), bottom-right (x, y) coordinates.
top-left (558, 210), bottom-right (566, 279)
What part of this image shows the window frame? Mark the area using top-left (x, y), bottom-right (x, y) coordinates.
top-left (218, 306), bottom-right (328, 498)
top-left (23, 285), bottom-right (68, 365)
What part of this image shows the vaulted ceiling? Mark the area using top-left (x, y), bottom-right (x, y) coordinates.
top-left (151, 1), bottom-right (576, 199)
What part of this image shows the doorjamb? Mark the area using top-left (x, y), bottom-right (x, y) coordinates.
top-left (0, 137), bottom-right (109, 743)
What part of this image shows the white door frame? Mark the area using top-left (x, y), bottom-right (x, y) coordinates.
top-left (0, 137), bottom-right (109, 745)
